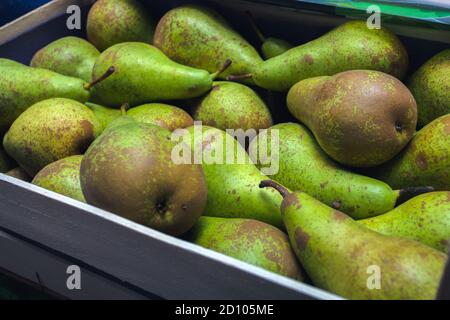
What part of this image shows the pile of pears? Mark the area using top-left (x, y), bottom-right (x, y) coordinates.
top-left (0, 0), bottom-right (449, 300)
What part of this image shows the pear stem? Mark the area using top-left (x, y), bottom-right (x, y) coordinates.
top-left (120, 103), bottom-right (130, 115)
top-left (259, 180), bottom-right (289, 198)
top-left (246, 11), bottom-right (266, 43)
top-left (84, 66), bottom-right (115, 90)
top-left (211, 59), bottom-right (232, 80)
top-left (226, 73), bottom-right (253, 81)
top-left (396, 186), bottom-right (434, 206)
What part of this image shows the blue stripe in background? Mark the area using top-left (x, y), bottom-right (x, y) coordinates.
top-left (0, 0), bottom-right (51, 26)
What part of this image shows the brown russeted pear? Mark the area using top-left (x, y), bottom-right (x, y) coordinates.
top-left (408, 49), bottom-right (450, 127)
top-left (178, 125), bottom-right (284, 228)
top-left (246, 20), bottom-right (408, 92)
top-left (370, 114), bottom-right (450, 191)
top-left (185, 216), bottom-right (305, 281)
top-left (193, 81), bottom-right (272, 132)
top-left (127, 103), bottom-right (194, 131)
top-left (0, 58), bottom-right (114, 134)
top-left (3, 98), bottom-right (101, 176)
top-left (30, 36), bottom-right (100, 82)
top-left (246, 11), bottom-right (293, 59)
top-left (5, 167), bottom-right (31, 182)
top-left (32, 155), bottom-right (85, 203)
top-left (153, 5), bottom-right (262, 84)
top-left (249, 123), bottom-right (433, 219)
top-left (260, 180), bottom-right (447, 300)
top-left (359, 192), bottom-right (450, 253)
top-left (90, 42), bottom-right (231, 107)
top-left (287, 70), bottom-right (417, 167)
top-left (80, 119), bottom-right (207, 236)
top-left (87, 0), bottom-right (155, 51)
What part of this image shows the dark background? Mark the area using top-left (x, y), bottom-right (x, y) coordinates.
top-left (0, 0), bottom-right (51, 26)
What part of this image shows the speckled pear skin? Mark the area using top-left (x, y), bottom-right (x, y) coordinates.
top-left (274, 185), bottom-right (447, 300)
top-left (183, 125), bottom-right (284, 228)
top-left (85, 102), bottom-right (121, 133)
top-left (185, 216), bottom-right (305, 281)
top-left (3, 98), bottom-right (101, 176)
top-left (372, 114), bottom-right (450, 191)
top-left (249, 123), bottom-right (401, 219)
top-left (80, 122), bottom-right (207, 236)
top-left (254, 20), bottom-right (408, 92)
top-left (408, 49), bottom-right (450, 127)
top-left (32, 155), bottom-right (85, 203)
top-left (0, 144), bottom-right (15, 173)
top-left (30, 36), bottom-right (100, 82)
top-left (287, 70), bottom-right (417, 167)
top-left (127, 103), bottom-right (194, 131)
top-left (153, 5), bottom-right (263, 84)
top-left (359, 192), bottom-right (450, 252)
top-left (262, 37), bottom-right (293, 59)
top-left (0, 59), bottom-right (90, 134)
top-left (5, 167), bottom-right (31, 182)
top-left (193, 81), bottom-right (272, 131)
top-left (87, 0), bottom-right (155, 51)
top-left (90, 42), bottom-right (215, 107)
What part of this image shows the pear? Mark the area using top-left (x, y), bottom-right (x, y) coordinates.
top-left (249, 123), bottom-right (432, 219)
top-left (0, 144), bottom-right (16, 173)
top-left (260, 180), bottom-right (447, 300)
top-left (5, 167), bottom-right (31, 182)
top-left (30, 36), bottom-right (100, 82)
top-left (80, 120), bottom-right (207, 236)
top-left (154, 5), bottom-right (262, 84)
top-left (246, 11), bottom-right (293, 59)
top-left (359, 192), bottom-right (450, 253)
top-left (90, 42), bottom-right (230, 107)
top-left (408, 49), bottom-right (450, 127)
top-left (3, 98), bottom-right (101, 176)
top-left (287, 70), bottom-right (417, 167)
top-left (87, 0), bottom-right (155, 51)
top-left (85, 102), bottom-right (121, 133)
top-left (371, 114), bottom-right (450, 191)
top-left (0, 59), bottom-right (89, 133)
top-left (178, 125), bottom-right (284, 228)
top-left (193, 82), bottom-right (273, 132)
top-left (185, 216), bottom-right (305, 281)
top-left (127, 103), bottom-right (193, 131)
top-left (246, 20), bottom-right (407, 92)
top-left (32, 155), bottom-right (85, 203)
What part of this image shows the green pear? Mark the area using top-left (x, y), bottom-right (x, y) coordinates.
top-left (80, 121), bottom-right (207, 236)
top-left (248, 20), bottom-right (407, 92)
top-left (246, 11), bottom-right (293, 59)
top-left (87, 0), bottom-right (155, 51)
top-left (127, 103), bottom-right (193, 131)
top-left (408, 49), bottom-right (450, 127)
top-left (193, 82), bottom-right (272, 132)
top-left (261, 180), bottom-right (447, 300)
top-left (371, 114), bottom-right (450, 191)
top-left (5, 167), bottom-right (31, 182)
top-left (0, 59), bottom-right (90, 133)
top-left (85, 102), bottom-right (121, 133)
top-left (3, 98), bottom-right (101, 176)
top-left (0, 144), bottom-right (16, 173)
top-left (249, 123), bottom-right (432, 219)
top-left (179, 125), bottom-right (284, 228)
top-left (287, 70), bottom-right (417, 167)
top-left (359, 192), bottom-right (450, 253)
top-left (32, 155), bottom-right (85, 202)
top-left (154, 5), bottom-right (263, 84)
top-left (185, 216), bottom-right (305, 281)
top-left (90, 42), bottom-right (230, 107)
top-left (30, 36), bottom-right (100, 82)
